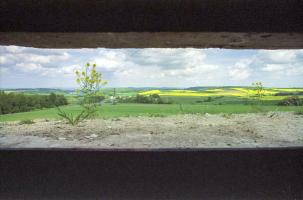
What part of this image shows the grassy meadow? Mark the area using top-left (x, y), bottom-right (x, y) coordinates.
top-left (0, 87), bottom-right (303, 122)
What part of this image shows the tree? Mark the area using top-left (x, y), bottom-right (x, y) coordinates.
top-left (49, 92), bottom-right (57, 106)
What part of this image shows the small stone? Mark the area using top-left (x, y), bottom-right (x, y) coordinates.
top-left (58, 137), bottom-right (66, 140)
top-left (84, 134), bottom-right (98, 139)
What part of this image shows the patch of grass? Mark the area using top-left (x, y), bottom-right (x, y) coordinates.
top-left (148, 113), bottom-right (166, 117)
top-left (1, 103), bottom-right (303, 122)
top-left (56, 106), bottom-right (89, 126)
top-left (19, 119), bottom-right (35, 125)
top-left (294, 110), bottom-right (303, 115)
top-left (222, 113), bottom-right (232, 119)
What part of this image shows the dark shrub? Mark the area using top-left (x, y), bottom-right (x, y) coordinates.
top-left (205, 97), bottom-right (213, 102)
top-left (19, 119), bottom-right (35, 125)
top-left (278, 96), bottom-right (302, 106)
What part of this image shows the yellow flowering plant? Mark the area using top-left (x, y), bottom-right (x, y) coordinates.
top-left (252, 81), bottom-right (265, 100)
top-left (57, 63), bottom-right (107, 125)
top-left (251, 81), bottom-right (265, 112)
top-left (75, 63), bottom-right (107, 118)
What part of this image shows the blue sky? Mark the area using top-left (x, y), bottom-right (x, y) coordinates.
top-left (0, 46), bottom-right (302, 88)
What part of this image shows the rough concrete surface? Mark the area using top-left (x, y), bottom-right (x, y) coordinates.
top-left (1, 32), bottom-right (303, 49)
top-left (1, 112), bottom-right (302, 148)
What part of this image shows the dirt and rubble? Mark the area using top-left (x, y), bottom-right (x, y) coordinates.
top-left (0, 112), bottom-right (302, 148)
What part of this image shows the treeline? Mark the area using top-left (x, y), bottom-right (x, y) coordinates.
top-left (275, 92), bottom-right (303, 96)
top-left (116, 94), bottom-right (173, 104)
top-left (0, 92), bottom-right (68, 115)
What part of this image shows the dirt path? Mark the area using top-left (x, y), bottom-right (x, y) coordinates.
top-left (0, 112), bottom-right (303, 148)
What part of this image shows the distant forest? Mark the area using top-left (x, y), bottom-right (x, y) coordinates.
top-left (0, 92), bottom-right (68, 114)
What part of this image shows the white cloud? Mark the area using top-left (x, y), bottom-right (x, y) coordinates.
top-left (228, 66), bottom-right (251, 81)
top-left (255, 50), bottom-right (303, 77)
top-left (228, 59), bottom-right (252, 81)
top-left (15, 63), bottom-right (43, 72)
top-left (134, 48), bottom-right (207, 70)
top-left (18, 52), bottom-right (70, 64)
top-left (285, 64), bottom-right (303, 76)
top-left (93, 48), bottom-right (220, 87)
top-left (162, 64), bottom-right (218, 77)
top-left (58, 65), bottom-right (81, 76)
top-left (258, 50), bottom-right (298, 63)
top-left (3, 46), bottom-right (25, 53)
top-left (0, 56), bottom-right (7, 64)
top-left (0, 53), bottom-right (16, 65)
top-left (262, 64), bottom-right (286, 72)
top-left (0, 46), bottom-right (302, 88)
top-left (92, 50), bottom-right (128, 71)
top-left (0, 67), bottom-right (8, 74)
top-left (13, 62), bottom-right (79, 78)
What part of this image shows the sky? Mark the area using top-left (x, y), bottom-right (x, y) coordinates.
top-left (0, 46), bottom-right (302, 88)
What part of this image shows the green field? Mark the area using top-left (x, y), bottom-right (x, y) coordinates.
top-left (0, 103), bottom-right (302, 122)
top-left (1, 87), bottom-right (303, 122)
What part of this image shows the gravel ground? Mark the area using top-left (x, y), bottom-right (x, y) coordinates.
top-left (0, 112), bottom-right (303, 148)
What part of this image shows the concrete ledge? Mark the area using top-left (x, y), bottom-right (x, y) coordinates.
top-left (1, 0), bottom-right (302, 32)
top-left (1, 32), bottom-right (303, 49)
top-left (1, 0), bottom-right (302, 49)
top-left (0, 148), bottom-right (303, 199)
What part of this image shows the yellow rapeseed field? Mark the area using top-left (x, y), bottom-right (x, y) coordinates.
top-left (138, 87), bottom-right (303, 100)
top-left (139, 89), bottom-right (242, 97)
top-left (139, 90), bottom-right (161, 95)
top-left (272, 88), bottom-right (303, 92)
